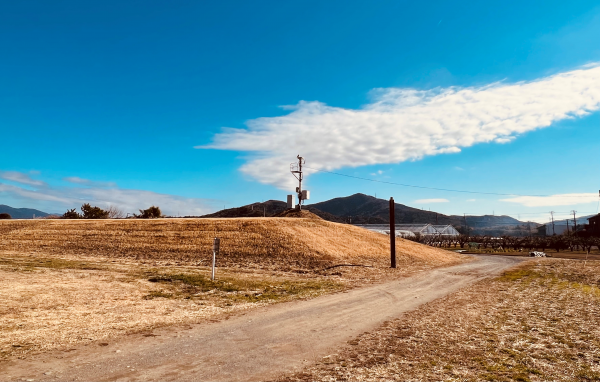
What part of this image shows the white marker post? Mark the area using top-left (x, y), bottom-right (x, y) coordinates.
top-left (211, 238), bottom-right (220, 281)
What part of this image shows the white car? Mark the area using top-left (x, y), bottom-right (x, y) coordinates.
top-left (529, 251), bottom-right (547, 257)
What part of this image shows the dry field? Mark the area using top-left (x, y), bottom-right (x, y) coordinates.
top-left (284, 258), bottom-right (600, 382)
top-left (0, 217), bottom-right (465, 361)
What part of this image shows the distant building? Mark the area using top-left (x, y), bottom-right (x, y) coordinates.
top-left (355, 223), bottom-right (460, 237)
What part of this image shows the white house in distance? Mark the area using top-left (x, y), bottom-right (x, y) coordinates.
top-left (355, 223), bottom-right (460, 238)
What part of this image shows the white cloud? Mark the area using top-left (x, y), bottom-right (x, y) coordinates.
top-left (414, 198), bottom-right (449, 204)
top-left (0, 171), bottom-right (46, 186)
top-left (200, 64), bottom-right (600, 189)
top-left (501, 193), bottom-right (598, 207)
top-left (64, 176), bottom-right (117, 188)
top-left (466, 199), bottom-right (476, 202)
top-left (0, 172), bottom-right (214, 216)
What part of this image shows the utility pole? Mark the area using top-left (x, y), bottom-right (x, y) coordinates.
top-left (290, 155), bottom-right (309, 210)
top-left (550, 211), bottom-right (555, 235)
top-left (572, 210), bottom-right (577, 236)
top-left (389, 197), bottom-right (396, 268)
top-left (566, 219), bottom-right (570, 234)
top-left (464, 213), bottom-right (469, 236)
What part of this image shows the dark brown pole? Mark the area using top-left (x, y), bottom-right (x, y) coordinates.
top-left (390, 197), bottom-right (396, 268)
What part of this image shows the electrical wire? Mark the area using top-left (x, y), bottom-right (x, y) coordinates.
top-left (305, 166), bottom-right (594, 198)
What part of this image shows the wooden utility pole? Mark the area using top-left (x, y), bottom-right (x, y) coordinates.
top-left (550, 211), bottom-right (555, 235)
top-left (572, 210), bottom-right (577, 236)
top-left (389, 197), bottom-right (396, 268)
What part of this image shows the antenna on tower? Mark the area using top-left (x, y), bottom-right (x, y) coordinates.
top-left (290, 155), bottom-right (310, 210)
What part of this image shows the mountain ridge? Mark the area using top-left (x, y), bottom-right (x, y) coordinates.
top-left (0, 205), bottom-right (50, 219)
top-left (200, 193), bottom-right (530, 234)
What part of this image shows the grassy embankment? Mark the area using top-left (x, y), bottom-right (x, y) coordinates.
top-left (0, 217), bottom-right (466, 360)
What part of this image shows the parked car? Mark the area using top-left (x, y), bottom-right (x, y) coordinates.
top-left (529, 251), bottom-right (548, 257)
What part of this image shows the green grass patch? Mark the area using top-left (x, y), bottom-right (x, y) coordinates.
top-left (0, 257), bottom-right (106, 272)
top-left (144, 271), bottom-right (344, 302)
top-left (497, 269), bottom-right (542, 282)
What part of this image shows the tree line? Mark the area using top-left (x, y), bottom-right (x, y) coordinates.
top-left (61, 204), bottom-right (162, 219)
top-left (407, 233), bottom-right (600, 255)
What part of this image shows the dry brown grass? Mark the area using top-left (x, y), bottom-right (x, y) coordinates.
top-left (0, 218), bottom-right (465, 362)
top-left (284, 259), bottom-right (600, 382)
top-left (0, 218), bottom-right (461, 271)
top-left (0, 255), bottom-right (343, 361)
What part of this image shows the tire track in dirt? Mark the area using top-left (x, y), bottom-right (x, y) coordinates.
top-left (0, 255), bottom-right (523, 382)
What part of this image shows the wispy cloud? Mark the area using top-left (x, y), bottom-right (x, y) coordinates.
top-left (501, 193), bottom-right (598, 207)
top-left (200, 64), bottom-right (600, 189)
top-left (0, 171), bottom-right (46, 187)
top-left (0, 171), bottom-right (215, 216)
top-left (414, 198), bottom-right (449, 204)
top-left (63, 176), bottom-right (117, 188)
top-left (466, 199), bottom-right (476, 202)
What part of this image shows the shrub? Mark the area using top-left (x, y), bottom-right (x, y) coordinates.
top-left (137, 206), bottom-right (162, 219)
top-left (62, 208), bottom-right (81, 219)
top-left (80, 203), bottom-right (109, 219)
top-left (0, 213), bottom-right (11, 219)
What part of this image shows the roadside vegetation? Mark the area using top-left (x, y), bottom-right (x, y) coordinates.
top-left (284, 258), bottom-right (600, 382)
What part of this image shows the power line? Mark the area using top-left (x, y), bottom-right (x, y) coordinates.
top-left (305, 166), bottom-right (593, 198)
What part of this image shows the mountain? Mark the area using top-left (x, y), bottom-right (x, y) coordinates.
top-left (546, 214), bottom-right (596, 226)
top-left (0, 205), bottom-right (50, 219)
top-left (198, 200), bottom-right (343, 222)
top-left (199, 200), bottom-right (287, 218)
top-left (200, 193), bottom-right (529, 234)
top-left (309, 193), bottom-right (530, 234)
top-left (309, 193), bottom-right (453, 225)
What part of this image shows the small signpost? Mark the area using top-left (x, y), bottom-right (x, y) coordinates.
top-left (211, 237), bottom-right (220, 281)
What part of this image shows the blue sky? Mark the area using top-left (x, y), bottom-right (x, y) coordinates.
top-left (1, 0), bottom-right (599, 222)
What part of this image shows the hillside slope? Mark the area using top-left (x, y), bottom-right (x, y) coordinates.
top-left (198, 194), bottom-right (528, 235)
top-left (0, 218), bottom-right (465, 271)
top-left (0, 205), bottom-right (49, 219)
top-left (200, 200), bottom-right (344, 222)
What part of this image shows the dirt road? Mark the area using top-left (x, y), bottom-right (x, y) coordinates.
top-left (0, 255), bottom-right (523, 382)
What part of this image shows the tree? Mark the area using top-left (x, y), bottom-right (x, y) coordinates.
top-left (0, 213), bottom-right (11, 219)
top-left (80, 203), bottom-right (109, 219)
top-left (458, 234), bottom-right (470, 249)
top-left (106, 205), bottom-right (125, 219)
top-left (549, 235), bottom-right (566, 253)
top-left (137, 206), bottom-right (162, 219)
top-left (62, 208), bottom-right (81, 219)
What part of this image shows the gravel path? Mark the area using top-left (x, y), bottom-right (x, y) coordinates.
top-left (0, 255), bottom-right (523, 382)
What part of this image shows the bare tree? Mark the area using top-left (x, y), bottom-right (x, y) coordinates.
top-left (106, 205), bottom-right (125, 219)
